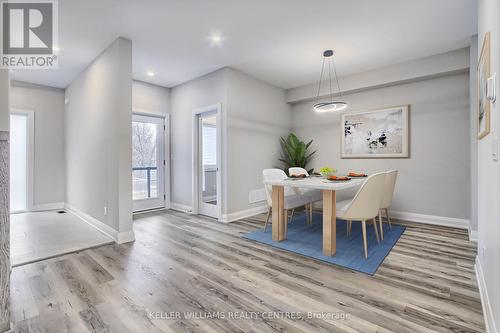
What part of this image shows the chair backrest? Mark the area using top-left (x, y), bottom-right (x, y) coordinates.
top-left (262, 169), bottom-right (288, 206)
top-left (288, 167), bottom-right (309, 177)
top-left (341, 172), bottom-right (386, 221)
top-left (381, 170), bottom-right (398, 209)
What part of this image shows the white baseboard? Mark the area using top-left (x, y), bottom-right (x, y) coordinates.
top-left (475, 255), bottom-right (498, 333)
top-left (65, 203), bottom-right (134, 244)
top-left (116, 230), bottom-right (135, 244)
top-left (30, 202), bottom-right (65, 212)
top-left (170, 202), bottom-right (192, 213)
top-left (220, 204), bottom-right (268, 223)
top-left (469, 228), bottom-right (479, 242)
top-left (388, 210), bottom-right (470, 230)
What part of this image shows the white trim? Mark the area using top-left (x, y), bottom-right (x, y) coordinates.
top-left (388, 210), bottom-right (470, 229)
top-left (116, 230), bottom-right (136, 244)
top-left (475, 255), bottom-right (498, 333)
top-left (65, 203), bottom-right (135, 244)
top-left (220, 204), bottom-right (269, 223)
top-left (133, 207), bottom-right (169, 215)
top-left (192, 103), bottom-right (223, 220)
top-left (31, 202), bottom-right (65, 212)
top-left (170, 202), bottom-right (192, 213)
top-left (469, 228), bottom-right (479, 242)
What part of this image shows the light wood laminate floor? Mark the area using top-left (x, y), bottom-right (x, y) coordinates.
top-left (10, 209), bottom-right (484, 332)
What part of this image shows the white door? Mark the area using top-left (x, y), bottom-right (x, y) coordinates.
top-left (10, 111), bottom-right (33, 213)
top-left (132, 114), bottom-right (165, 212)
top-left (198, 112), bottom-right (219, 218)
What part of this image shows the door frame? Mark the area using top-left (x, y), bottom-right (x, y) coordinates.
top-left (192, 103), bottom-right (222, 220)
top-left (132, 111), bottom-right (170, 212)
top-left (10, 108), bottom-right (34, 214)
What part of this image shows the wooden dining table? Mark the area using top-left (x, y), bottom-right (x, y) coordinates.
top-left (263, 177), bottom-right (365, 256)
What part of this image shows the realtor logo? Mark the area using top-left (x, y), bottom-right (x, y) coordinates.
top-left (1, 0), bottom-right (58, 69)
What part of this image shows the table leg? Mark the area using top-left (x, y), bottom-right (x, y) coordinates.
top-left (323, 190), bottom-right (337, 256)
top-left (272, 185), bottom-right (285, 241)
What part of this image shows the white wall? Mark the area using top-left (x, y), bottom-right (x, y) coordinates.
top-left (10, 82), bottom-right (65, 208)
top-left (225, 68), bottom-right (292, 216)
top-left (469, 36), bottom-right (479, 235)
top-left (169, 68), bottom-right (227, 210)
top-left (132, 80), bottom-right (170, 115)
top-left (65, 38), bottom-right (134, 242)
top-left (292, 73), bottom-right (470, 223)
top-left (476, 0), bottom-right (500, 331)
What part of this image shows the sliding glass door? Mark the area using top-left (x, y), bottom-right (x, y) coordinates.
top-left (132, 114), bottom-right (165, 212)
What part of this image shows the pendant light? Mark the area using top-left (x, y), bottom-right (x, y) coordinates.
top-left (313, 50), bottom-right (347, 112)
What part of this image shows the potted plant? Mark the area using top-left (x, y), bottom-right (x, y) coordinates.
top-left (279, 133), bottom-right (316, 174)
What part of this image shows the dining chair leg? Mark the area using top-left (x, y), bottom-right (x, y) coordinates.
top-left (289, 208), bottom-right (295, 224)
top-left (348, 220), bottom-right (352, 236)
top-left (305, 204), bottom-right (310, 226)
top-left (309, 203), bottom-right (313, 226)
top-left (284, 209), bottom-right (289, 238)
top-left (385, 208), bottom-right (392, 229)
top-left (361, 220), bottom-right (368, 259)
top-left (372, 218), bottom-right (380, 243)
top-left (378, 210), bottom-right (384, 241)
top-left (264, 207), bottom-right (271, 232)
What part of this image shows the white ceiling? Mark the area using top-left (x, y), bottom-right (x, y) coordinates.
top-left (11, 0), bottom-right (477, 89)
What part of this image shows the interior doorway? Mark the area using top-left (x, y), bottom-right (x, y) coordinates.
top-left (132, 114), bottom-right (166, 212)
top-left (10, 110), bottom-right (33, 213)
top-left (192, 104), bottom-right (222, 219)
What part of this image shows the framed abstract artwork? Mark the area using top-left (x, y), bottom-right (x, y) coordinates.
top-left (478, 32), bottom-right (491, 140)
top-left (341, 105), bottom-right (410, 158)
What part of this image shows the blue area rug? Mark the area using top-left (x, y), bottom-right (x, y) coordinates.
top-left (243, 212), bottom-right (405, 275)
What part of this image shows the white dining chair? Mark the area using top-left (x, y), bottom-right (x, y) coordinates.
top-left (336, 172), bottom-right (386, 258)
top-left (378, 170), bottom-right (398, 240)
top-left (262, 169), bottom-right (311, 234)
top-left (288, 167), bottom-right (323, 225)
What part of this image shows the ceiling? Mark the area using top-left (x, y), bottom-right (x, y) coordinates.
top-left (11, 0), bottom-right (477, 89)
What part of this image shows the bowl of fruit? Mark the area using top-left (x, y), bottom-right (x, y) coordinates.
top-left (319, 167), bottom-right (337, 178)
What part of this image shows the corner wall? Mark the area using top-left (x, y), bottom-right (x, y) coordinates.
top-left (169, 68), bottom-right (293, 219)
top-left (225, 68), bottom-right (292, 219)
top-left (169, 68), bottom-right (228, 211)
top-left (64, 38), bottom-right (134, 243)
top-left (476, 0), bottom-right (500, 331)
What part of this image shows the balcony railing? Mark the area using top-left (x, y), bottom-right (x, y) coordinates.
top-left (133, 166), bottom-right (157, 199)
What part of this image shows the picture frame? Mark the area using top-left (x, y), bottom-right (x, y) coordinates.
top-left (341, 105), bottom-right (410, 159)
top-left (478, 32), bottom-right (491, 140)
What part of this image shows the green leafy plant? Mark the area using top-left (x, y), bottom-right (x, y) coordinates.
top-left (319, 166), bottom-right (337, 177)
top-left (279, 133), bottom-right (316, 174)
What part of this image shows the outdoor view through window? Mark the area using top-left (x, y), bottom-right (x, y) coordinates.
top-left (132, 120), bottom-right (158, 200)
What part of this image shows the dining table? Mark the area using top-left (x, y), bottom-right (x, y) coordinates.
top-left (263, 176), bottom-right (365, 256)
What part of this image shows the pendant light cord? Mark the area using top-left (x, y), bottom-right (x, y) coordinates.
top-left (332, 57), bottom-right (342, 97)
top-left (315, 57), bottom-right (326, 103)
top-left (328, 58), bottom-right (333, 102)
